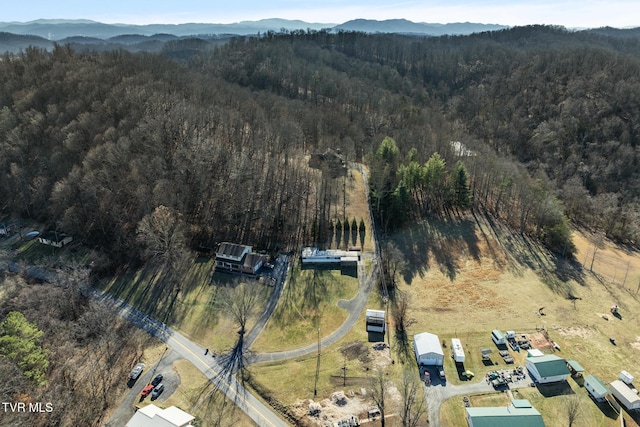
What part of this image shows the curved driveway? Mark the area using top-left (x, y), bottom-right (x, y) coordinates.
top-left (249, 261), bottom-right (378, 364)
top-left (248, 163), bottom-right (379, 364)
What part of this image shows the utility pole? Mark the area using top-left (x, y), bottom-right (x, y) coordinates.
top-left (342, 356), bottom-right (348, 386)
top-left (314, 328), bottom-right (321, 397)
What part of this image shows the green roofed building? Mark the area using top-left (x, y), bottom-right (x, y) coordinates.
top-left (466, 399), bottom-right (545, 427)
top-left (584, 375), bottom-right (609, 402)
top-left (525, 354), bottom-right (570, 384)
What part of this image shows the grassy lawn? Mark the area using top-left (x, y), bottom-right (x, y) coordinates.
top-left (8, 236), bottom-right (95, 265)
top-left (155, 359), bottom-right (257, 427)
top-left (99, 257), bottom-right (270, 352)
top-left (247, 287), bottom-right (426, 424)
top-left (250, 263), bottom-right (359, 352)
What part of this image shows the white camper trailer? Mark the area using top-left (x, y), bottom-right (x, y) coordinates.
top-left (451, 338), bottom-right (466, 363)
top-left (620, 371), bottom-right (635, 385)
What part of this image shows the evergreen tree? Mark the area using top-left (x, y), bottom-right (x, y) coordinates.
top-left (451, 161), bottom-right (472, 210)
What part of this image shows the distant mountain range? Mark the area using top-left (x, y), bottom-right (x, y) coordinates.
top-left (1, 18), bottom-right (637, 55)
top-left (0, 18), bottom-right (507, 41)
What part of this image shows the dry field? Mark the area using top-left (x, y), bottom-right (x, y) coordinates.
top-left (389, 214), bottom-right (640, 426)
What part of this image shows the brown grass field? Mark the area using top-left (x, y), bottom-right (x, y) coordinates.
top-left (390, 215), bottom-right (640, 427)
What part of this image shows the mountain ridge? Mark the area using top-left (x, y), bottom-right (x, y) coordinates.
top-left (0, 18), bottom-right (507, 40)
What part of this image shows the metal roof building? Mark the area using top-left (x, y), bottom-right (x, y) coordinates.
top-left (413, 332), bottom-right (444, 366)
top-left (526, 354), bottom-right (569, 384)
top-left (466, 399), bottom-right (545, 427)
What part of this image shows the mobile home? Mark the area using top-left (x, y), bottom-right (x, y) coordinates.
top-left (610, 380), bottom-right (640, 410)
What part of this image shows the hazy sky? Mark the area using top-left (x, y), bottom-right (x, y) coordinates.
top-left (4, 0), bottom-right (639, 28)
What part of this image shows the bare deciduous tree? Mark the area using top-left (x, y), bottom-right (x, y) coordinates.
top-left (566, 394), bottom-right (582, 427)
top-left (368, 369), bottom-right (388, 427)
top-left (399, 369), bottom-right (426, 427)
top-left (215, 282), bottom-right (265, 388)
top-left (137, 205), bottom-right (188, 269)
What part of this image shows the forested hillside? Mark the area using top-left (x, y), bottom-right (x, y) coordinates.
top-left (2, 25), bottom-right (640, 267)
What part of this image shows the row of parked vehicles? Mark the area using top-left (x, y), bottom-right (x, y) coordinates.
top-left (128, 363), bottom-right (165, 399)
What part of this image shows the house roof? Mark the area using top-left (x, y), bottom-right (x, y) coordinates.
top-left (243, 252), bottom-right (266, 269)
top-left (126, 404), bottom-right (194, 427)
top-left (39, 231), bottom-right (70, 242)
top-left (414, 332), bottom-right (444, 357)
top-left (466, 400), bottom-right (545, 427)
top-left (492, 330), bottom-right (505, 338)
top-left (585, 375), bottom-right (609, 396)
top-left (527, 354), bottom-right (569, 377)
top-left (610, 380), bottom-right (640, 403)
top-left (567, 360), bottom-right (585, 372)
top-left (216, 242), bottom-right (251, 259)
top-left (366, 309), bottom-right (385, 319)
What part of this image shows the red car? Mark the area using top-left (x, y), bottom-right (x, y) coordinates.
top-left (140, 384), bottom-right (154, 397)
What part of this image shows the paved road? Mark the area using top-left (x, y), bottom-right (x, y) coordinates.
top-left (91, 289), bottom-right (289, 427)
top-left (106, 349), bottom-right (182, 427)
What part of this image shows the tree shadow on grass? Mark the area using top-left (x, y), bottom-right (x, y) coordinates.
top-left (477, 210), bottom-right (588, 296)
top-left (390, 215), bottom-right (481, 284)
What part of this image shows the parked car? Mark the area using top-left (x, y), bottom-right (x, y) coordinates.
top-left (140, 384), bottom-right (154, 397)
top-left (128, 363), bottom-right (145, 380)
top-left (438, 367), bottom-right (446, 380)
top-left (151, 374), bottom-right (163, 387)
top-left (151, 383), bottom-right (164, 399)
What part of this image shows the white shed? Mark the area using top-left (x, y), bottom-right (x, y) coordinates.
top-left (584, 375), bottom-right (609, 402)
top-left (491, 330), bottom-right (506, 345)
top-left (610, 380), bottom-right (640, 410)
top-left (451, 338), bottom-right (465, 363)
top-left (414, 332), bottom-right (444, 366)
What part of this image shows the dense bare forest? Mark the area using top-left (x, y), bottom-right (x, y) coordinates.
top-left (2, 26), bottom-right (639, 266)
top-left (0, 271), bottom-right (145, 427)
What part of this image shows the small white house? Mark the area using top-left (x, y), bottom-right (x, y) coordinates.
top-left (126, 404), bottom-right (195, 427)
top-left (451, 338), bottom-right (465, 363)
top-left (584, 375), bottom-right (610, 402)
top-left (610, 380), bottom-right (640, 410)
top-left (38, 231), bottom-right (73, 248)
top-left (491, 330), bottom-right (506, 345)
top-left (526, 354), bottom-right (569, 384)
top-left (0, 223), bottom-right (14, 236)
top-left (414, 332), bottom-right (444, 366)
